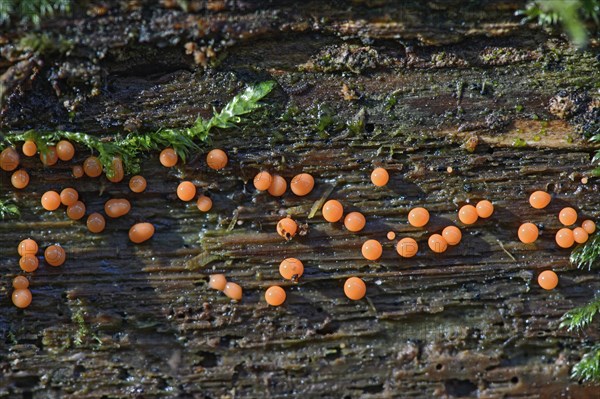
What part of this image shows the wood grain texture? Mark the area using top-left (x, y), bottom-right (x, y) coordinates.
top-left (1, 1), bottom-right (599, 398)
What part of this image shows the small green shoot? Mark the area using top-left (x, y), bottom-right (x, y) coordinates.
top-left (560, 298), bottom-right (600, 331)
top-left (570, 233), bottom-right (600, 270)
top-left (517, 0), bottom-right (600, 47)
top-left (0, 0), bottom-right (71, 26)
top-left (572, 345), bottom-right (600, 383)
top-left (0, 199), bottom-right (20, 220)
top-left (513, 137), bottom-right (527, 148)
top-left (591, 134), bottom-right (600, 176)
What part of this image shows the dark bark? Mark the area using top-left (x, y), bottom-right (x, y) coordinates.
top-left (1, 1), bottom-right (600, 398)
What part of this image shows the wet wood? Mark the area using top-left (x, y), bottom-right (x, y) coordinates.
top-left (1, 1), bottom-right (600, 398)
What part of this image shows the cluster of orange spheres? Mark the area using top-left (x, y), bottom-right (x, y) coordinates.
top-left (1, 140), bottom-right (77, 185)
top-left (5, 138), bottom-right (597, 307)
top-left (555, 208), bottom-right (594, 248)
top-left (274, 170), bottom-right (372, 240)
top-left (175, 181), bottom-right (213, 213)
top-left (207, 274), bottom-right (242, 301)
top-left (359, 199), bottom-right (493, 262)
top-left (38, 185), bottom-right (155, 243)
top-left (518, 190), bottom-right (597, 290)
top-left (458, 200), bottom-right (494, 225)
top-left (4, 139), bottom-right (157, 244)
top-left (253, 170), bottom-right (315, 198)
top-left (171, 148), bottom-right (227, 213)
top-left (160, 146), bottom-right (230, 170)
top-left (262, 258), bottom-right (308, 306)
top-left (518, 191), bottom-right (596, 249)
top-left (270, 170), bottom-right (369, 300)
top-left (3, 137), bottom-right (114, 180)
top-left (11, 238), bottom-right (67, 308)
top-left (322, 200), bottom-right (343, 222)
top-left (321, 199), bottom-right (367, 232)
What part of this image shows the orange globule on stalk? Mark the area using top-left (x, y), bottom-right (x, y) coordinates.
top-left (290, 173), bottom-right (314, 196)
top-left (277, 217), bottom-right (298, 240)
top-left (371, 167), bottom-right (389, 187)
top-left (1, 147), bottom-right (20, 171)
top-left (322, 200), bottom-right (344, 222)
top-left (160, 148), bottom-right (178, 167)
top-left (344, 277), bottom-right (366, 300)
top-left (344, 212), bottom-right (366, 232)
top-left (206, 149), bottom-right (228, 170)
top-left (129, 223), bottom-right (155, 243)
top-left (224, 282), bottom-right (243, 301)
top-left (265, 286), bottom-right (286, 306)
top-left (408, 207), bottom-right (429, 227)
top-left (518, 223), bottom-right (539, 244)
top-left (362, 239), bottom-right (382, 261)
top-left (253, 171), bottom-right (273, 191)
top-left (397, 237), bottom-right (418, 258)
top-left (279, 258), bottom-right (304, 280)
top-left (56, 140), bottom-right (75, 161)
top-left (268, 175), bottom-right (287, 197)
top-left (87, 213), bottom-right (106, 233)
top-left (41, 191), bottom-right (61, 211)
top-left (529, 191), bottom-right (551, 209)
top-left (11, 170), bottom-right (29, 189)
top-left (60, 188), bottom-right (79, 206)
top-left (442, 226), bottom-right (462, 246)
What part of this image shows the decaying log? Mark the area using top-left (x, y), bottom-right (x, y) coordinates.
top-left (1, 1), bottom-right (599, 398)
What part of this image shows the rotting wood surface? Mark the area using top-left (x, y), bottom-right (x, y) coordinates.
top-left (1, 1), bottom-right (600, 398)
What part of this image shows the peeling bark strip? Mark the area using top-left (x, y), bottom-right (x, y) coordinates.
top-left (1, 1), bottom-right (600, 398)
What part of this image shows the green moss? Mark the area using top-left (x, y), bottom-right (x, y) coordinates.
top-left (560, 298), bottom-right (600, 331)
top-left (280, 104), bottom-right (301, 123)
top-left (300, 44), bottom-right (382, 74)
top-left (70, 298), bottom-right (101, 347)
top-left (591, 135), bottom-right (600, 175)
top-left (385, 92), bottom-right (398, 112)
top-left (517, 0), bottom-right (600, 48)
top-left (71, 303), bottom-right (89, 347)
top-left (347, 108), bottom-right (366, 135)
top-left (315, 108), bottom-right (334, 137)
top-left (513, 137), bottom-right (527, 148)
top-left (572, 345), bottom-right (600, 382)
top-left (0, 199), bottom-right (20, 220)
top-left (6, 330), bottom-right (17, 345)
top-left (17, 32), bottom-right (73, 55)
top-left (0, 81), bottom-right (275, 177)
top-left (571, 233), bottom-right (600, 270)
top-left (0, 0), bottom-right (71, 26)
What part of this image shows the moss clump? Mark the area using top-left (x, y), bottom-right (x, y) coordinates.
top-left (17, 32), bottom-right (73, 55)
top-left (0, 0), bottom-right (71, 26)
top-left (479, 47), bottom-right (541, 65)
top-left (299, 44), bottom-right (384, 74)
